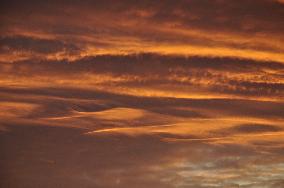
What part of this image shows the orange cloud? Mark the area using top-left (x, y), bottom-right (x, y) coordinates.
top-left (1, 1), bottom-right (284, 187)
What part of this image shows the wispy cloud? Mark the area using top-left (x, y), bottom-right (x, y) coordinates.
top-left (1, 0), bottom-right (284, 62)
top-left (1, 1), bottom-right (284, 187)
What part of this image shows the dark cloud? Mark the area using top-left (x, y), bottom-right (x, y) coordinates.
top-left (231, 123), bottom-right (282, 133)
top-left (213, 123), bottom-right (282, 137)
top-left (1, 123), bottom-right (283, 188)
top-left (1, 0), bottom-right (283, 34)
top-left (0, 35), bottom-right (81, 55)
top-left (3, 53), bottom-right (284, 74)
top-left (151, 0), bottom-right (284, 33)
top-left (0, 123), bottom-right (190, 188)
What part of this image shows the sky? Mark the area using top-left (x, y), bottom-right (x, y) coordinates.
top-left (0, 0), bottom-right (284, 187)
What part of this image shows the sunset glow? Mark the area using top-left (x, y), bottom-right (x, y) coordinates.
top-left (1, 1), bottom-right (284, 187)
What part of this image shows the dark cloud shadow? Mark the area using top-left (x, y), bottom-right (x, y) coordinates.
top-left (231, 123), bottom-right (282, 134)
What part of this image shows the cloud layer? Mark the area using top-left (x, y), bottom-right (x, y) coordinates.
top-left (1, 0), bottom-right (284, 62)
top-left (1, 55), bottom-right (284, 187)
top-left (1, 1), bottom-right (284, 187)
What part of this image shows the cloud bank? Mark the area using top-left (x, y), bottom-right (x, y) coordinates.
top-left (1, 0), bottom-right (284, 187)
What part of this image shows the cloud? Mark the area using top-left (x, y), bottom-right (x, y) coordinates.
top-left (0, 35), bottom-right (80, 54)
top-left (0, 85), bottom-right (284, 121)
top-left (1, 1), bottom-right (284, 62)
top-left (1, 123), bottom-right (283, 188)
top-left (213, 123), bottom-right (283, 136)
top-left (0, 54), bottom-right (283, 101)
top-left (232, 123), bottom-right (282, 133)
top-left (0, 81), bottom-right (283, 187)
top-left (0, 35), bottom-right (82, 62)
top-left (2, 0), bottom-right (283, 34)
top-left (1, 1), bottom-right (284, 187)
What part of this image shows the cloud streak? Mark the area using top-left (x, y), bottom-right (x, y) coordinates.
top-left (1, 0), bottom-right (284, 62)
top-left (0, 54), bottom-right (283, 101)
top-left (1, 1), bottom-right (284, 187)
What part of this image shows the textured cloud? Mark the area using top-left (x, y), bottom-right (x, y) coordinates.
top-left (1, 0), bottom-right (284, 62)
top-left (0, 35), bottom-right (79, 54)
top-left (1, 1), bottom-right (284, 187)
top-left (0, 54), bottom-right (283, 101)
top-left (1, 81), bottom-right (284, 187)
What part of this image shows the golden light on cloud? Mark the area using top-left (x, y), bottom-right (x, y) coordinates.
top-left (1, 0), bottom-right (284, 187)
